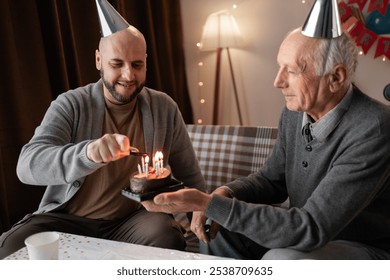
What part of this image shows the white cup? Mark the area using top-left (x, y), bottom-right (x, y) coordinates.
top-left (24, 231), bottom-right (59, 260)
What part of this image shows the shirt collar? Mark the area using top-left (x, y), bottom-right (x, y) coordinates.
top-left (301, 84), bottom-right (353, 142)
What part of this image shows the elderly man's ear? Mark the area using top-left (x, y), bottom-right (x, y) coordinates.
top-left (329, 65), bottom-right (347, 92)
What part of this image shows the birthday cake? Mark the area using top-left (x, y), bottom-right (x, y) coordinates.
top-left (122, 151), bottom-right (183, 201)
top-left (129, 167), bottom-right (172, 194)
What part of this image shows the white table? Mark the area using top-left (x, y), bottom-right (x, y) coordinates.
top-left (4, 232), bottom-right (228, 260)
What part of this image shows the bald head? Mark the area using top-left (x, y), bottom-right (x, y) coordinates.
top-left (98, 25), bottom-right (147, 54)
top-left (95, 25), bottom-right (147, 105)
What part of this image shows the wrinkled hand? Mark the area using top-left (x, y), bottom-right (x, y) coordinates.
top-left (190, 187), bottom-right (231, 243)
top-left (87, 133), bottom-right (134, 163)
top-left (142, 189), bottom-right (214, 243)
top-left (142, 188), bottom-right (211, 213)
top-left (142, 187), bottom-right (232, 243)
top-left (190, 211), bottom-right (220, 244)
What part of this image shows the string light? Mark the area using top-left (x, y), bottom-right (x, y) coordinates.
top-left (197, 51), bottom-right (205, 124)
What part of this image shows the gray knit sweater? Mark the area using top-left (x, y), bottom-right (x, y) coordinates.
top-left (206, 86), bottom-right (390, 252)
top-left (16, 79), bottom-right (205, 214)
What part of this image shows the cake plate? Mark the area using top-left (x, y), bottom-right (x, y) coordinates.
top-left (121, 179), bottom-right (184, 202)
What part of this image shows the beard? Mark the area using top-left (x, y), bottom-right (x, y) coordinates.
top-left (100, 69), bottom-right (145, 104)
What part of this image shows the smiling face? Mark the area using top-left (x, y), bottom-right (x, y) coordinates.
top-left (95, 26), bottom-right (147, 104)
top-left (273, 29), bottom-right (336, 120)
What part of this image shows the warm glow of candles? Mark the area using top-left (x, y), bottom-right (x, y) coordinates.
top-left (136, 151), bottom-right (165, 178)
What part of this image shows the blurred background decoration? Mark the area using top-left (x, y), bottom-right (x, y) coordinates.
top-left (339, 0), bottom-right (390, 60)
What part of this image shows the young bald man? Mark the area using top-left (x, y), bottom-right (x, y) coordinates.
top-left (0, 26), bottom-right (205, 259)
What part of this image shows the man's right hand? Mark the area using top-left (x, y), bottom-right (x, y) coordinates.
top-left (86, 133), bottom-right (131, 163)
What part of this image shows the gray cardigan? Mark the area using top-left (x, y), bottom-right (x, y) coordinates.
top-left (207, 87), bottom-right (390, 252)
top-left (16, 80), bottom-right (205, 213)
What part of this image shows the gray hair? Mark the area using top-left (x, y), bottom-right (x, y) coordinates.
top-left (309, 33), bottom-right (358, 84)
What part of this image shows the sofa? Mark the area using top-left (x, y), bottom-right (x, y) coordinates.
top-left (186, 125), bottom-right (278, 193)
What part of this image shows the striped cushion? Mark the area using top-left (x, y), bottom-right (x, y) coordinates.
top-left (187, 125), bottom-right (278, 193)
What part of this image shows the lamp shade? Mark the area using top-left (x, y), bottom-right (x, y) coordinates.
top-left (95, 0), bottom-right (130, 37)
top-left (302, 0), bottom-right (342, 38)
top-left (200, 10), bottom-right (243, 51)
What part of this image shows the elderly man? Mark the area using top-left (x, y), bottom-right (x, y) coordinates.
top-left (143, 27), bottom-right (390, 260)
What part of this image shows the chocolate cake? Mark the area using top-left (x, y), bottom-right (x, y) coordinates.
top-left (129, 167), bottom-right (172, 194)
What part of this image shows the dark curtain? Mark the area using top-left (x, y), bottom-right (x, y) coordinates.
top-left (0, 0), bottom-right (193, 234)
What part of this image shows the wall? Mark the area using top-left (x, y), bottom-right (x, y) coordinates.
top-left (180, 0), bottom-right (390, 127)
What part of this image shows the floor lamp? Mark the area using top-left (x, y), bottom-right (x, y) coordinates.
top-left (200, 10), bottom-right (243, 125)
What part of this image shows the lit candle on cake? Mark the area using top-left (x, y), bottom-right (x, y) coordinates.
top-left (154, 152), bottom-right (160, 177)
top-left (141, 156), bottom-right (145, 173)
top-left (145, 156), bottom-right (149, 177)
top-left (159, 152), bottom-right (164, 173)
top-left (137, 164), bottom-right (142, 175)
